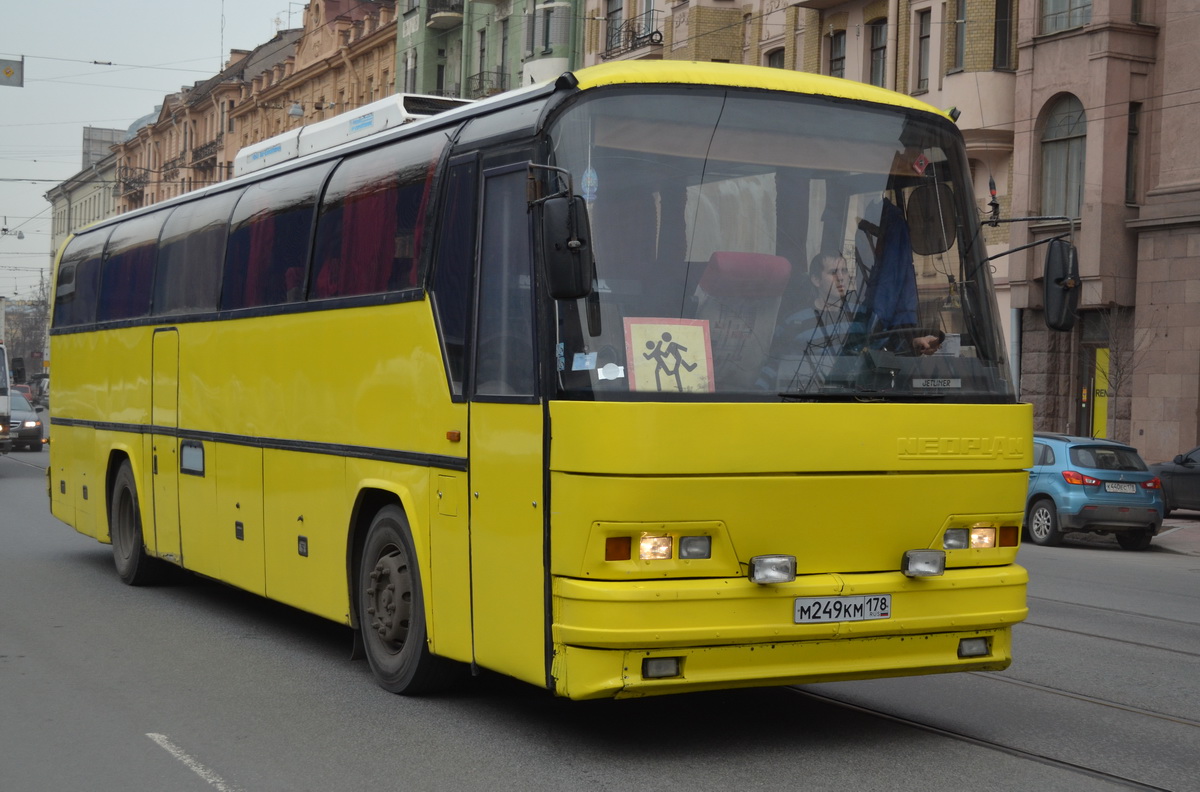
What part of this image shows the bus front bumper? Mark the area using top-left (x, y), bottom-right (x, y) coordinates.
top-left (550, 565), bottom-right (1026, 699)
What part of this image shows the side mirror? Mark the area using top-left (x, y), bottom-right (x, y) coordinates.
top-left (1175, 454), bottom-right (1186, 465)
top-left (540, 194), bottom-right (594, 300)
top-left (1043, 238), bottom-right (1079, 332)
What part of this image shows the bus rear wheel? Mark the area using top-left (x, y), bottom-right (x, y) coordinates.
top-left (359, 505), bottom-right (459, 695)
top-left (110, 461), bottom-right (161, 585)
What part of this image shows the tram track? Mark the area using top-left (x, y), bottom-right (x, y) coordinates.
top-left (1019, 618), bottom-right (1200, 660)
top-left (1028, 595), bottom-right (1200, 629)
top-left (789, 686), bottom-right (1181, 791)
top-left (972, 671), bottom-right (1200, 729)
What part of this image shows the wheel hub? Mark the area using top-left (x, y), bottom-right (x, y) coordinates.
top-left (365, 550), bottom-right (412, 648)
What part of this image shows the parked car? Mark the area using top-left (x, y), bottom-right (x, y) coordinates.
top-left (11, 383), bottom-right (34, 403)
top-left (1148, 446), bottom-right (1200, 515)
top-left (1026, 433), bottom-right (1164, 550)
top-left (8, 391), bottom-right (44, 451)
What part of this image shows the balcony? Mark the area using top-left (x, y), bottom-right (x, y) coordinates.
top-left (603, 11), bottom-right (664, 60)
top-left (191, 136), bottom-right (223, 166)
top-left (116, 166), bottom-right (148, 196)
top-left (427, 0), bottom-right (463, 29)
top-left (467, 70), bottom-right (508, 99)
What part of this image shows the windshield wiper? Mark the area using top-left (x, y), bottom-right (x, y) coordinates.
top-left (776, 390), bottom-right (948, 402)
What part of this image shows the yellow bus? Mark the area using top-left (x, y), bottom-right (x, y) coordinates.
top-left (49, 61), bottom-right (1031, 700)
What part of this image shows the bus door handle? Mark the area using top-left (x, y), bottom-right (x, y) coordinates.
top-left (153, 453), bottom-right (158, 475)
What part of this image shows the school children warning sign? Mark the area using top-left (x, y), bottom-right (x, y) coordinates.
top-left (623, 318), bottom-right (714, 394)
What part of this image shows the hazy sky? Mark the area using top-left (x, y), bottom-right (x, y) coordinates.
top-left (0, 0), bottom-right (308, 297)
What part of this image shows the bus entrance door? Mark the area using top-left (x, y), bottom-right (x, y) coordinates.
top-left (467, 162), bottom-right (548, 688)
top-left (151, 328), bottom-right (182, 564)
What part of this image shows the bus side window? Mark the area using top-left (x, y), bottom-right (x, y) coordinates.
top-left (430, 155), bottom-right (478, 397)
top-left (156, 189), bottom-right (242, 316)
top-left (97, 210), bottom-right (167, 322)
top-left (53, 228), bottom-right (111, 328)
top-left (222, 163), bottom-right (332, 310)
top-left (310, 134), bottom-right (446, 299)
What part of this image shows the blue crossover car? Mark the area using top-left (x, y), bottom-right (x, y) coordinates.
top-left (1026, 433), bottom-right (1164, 550)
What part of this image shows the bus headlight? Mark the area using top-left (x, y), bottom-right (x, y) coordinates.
top-left (639, 535), bottom-right (673, 560)
top-left (944, 526), bottom-right (1014, 549)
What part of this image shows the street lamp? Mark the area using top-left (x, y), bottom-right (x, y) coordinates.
top-left (1, 218), bottom-right (24, 240)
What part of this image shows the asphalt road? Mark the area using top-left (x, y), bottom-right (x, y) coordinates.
top-left (3, 450), bottom-right (1198, 791)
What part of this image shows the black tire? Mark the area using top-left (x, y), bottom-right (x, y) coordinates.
top-left (1116, 531), bottom-right (1153, 551)
top-left (1026, 498), bottom-right (1063, 546)
top-left (110, 461), bottom-right (162, 585)
top-left (359, 505), bottom-right (460, 695)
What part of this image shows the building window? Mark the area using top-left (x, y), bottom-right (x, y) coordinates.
top-left (766, 48), bottom-right (785, 69)
top-left (1126, 103), bottom-right (1141, 205)
top-left (1041, 95), bottom-right (1087, 218)
top-left (953, 0), bottom-right (965, 71)
top-left (995, 0), bottom-right (1014, 69)
top-left (829, 30), bottom-right (845, 78)
top-left (606, 0), bottom-right (623, 52)
top-left (915, 10), bottom-right (931, 92)
top-left (1042, 0), bottom-right (1091, 35)
top-left (869, 20), bottom-right (887, 86)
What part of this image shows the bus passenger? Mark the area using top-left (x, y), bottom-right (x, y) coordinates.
top-left (758, 252), bottom-right (864, 392)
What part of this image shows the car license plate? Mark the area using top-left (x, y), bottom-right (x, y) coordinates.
top-left (794, 594), bottom-right (891, 624)
top-left (1105, 482), bottom-right (1137, 493)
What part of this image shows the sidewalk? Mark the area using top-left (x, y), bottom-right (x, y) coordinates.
top-left (1155, 510), bottom-right (1200, 557)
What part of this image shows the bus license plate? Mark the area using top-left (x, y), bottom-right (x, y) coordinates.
top-left (1105, 482), bottom-right (1136, 493)
top-left (794, 595), bottom-right (891, 623)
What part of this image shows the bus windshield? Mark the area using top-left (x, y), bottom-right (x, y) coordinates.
top-left (548, 87), bottom-right (1011, 402)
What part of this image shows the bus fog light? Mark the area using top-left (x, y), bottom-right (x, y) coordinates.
top-left (958, 637), bottom-right (990, 658)
top-left (901, 550), bottom-right (945, 577)
top-left (969, 527), bottom-right (997, 548)
top-left (642, 657), bottom-right (681, 679)
top-left (749, 555), bottom-right (796, 584)
top-left (639, 535), bottom-right (673, 560)
top-left (943, 528), bottom-right (968, 549)
top-left (678, 536), bottom-right (711, 559)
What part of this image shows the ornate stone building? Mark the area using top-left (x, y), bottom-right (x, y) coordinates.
top-left (1009, 0), bottom-right (1198, 461)
top-left (111, 1), bottom-right (400, 214)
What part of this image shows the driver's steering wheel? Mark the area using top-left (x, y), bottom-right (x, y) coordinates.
top-left (866, 326), bottom-right (945, 356)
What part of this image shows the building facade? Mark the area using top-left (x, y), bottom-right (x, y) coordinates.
top-left (112, 30), bottom-right (304, 212)
top-left (111, 1), bottom-right (402, 214)
top-left (1009, 0), bottom-right (1197, 462)
top-left (396, 0), bottom-right (583, 98)
top-left (44, 127), bottom-right (124, 254)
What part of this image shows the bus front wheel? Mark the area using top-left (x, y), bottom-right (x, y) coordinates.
top-left (110, 461), bottom-right (161, 585)
top-left (359, 505), bottom-right (458, 695)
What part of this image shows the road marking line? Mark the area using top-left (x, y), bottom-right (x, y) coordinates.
top-left (146, 733), bottom-right (243, 792)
